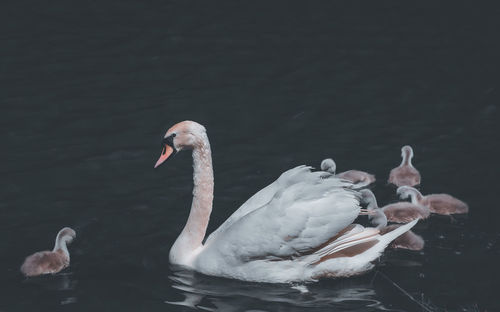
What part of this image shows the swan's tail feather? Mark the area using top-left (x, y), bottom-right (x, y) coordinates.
top-left (309, 220), bottom-right (418, 278)
top-left (308, 226), bottom-right (380, 264)
top-left (378, 219), bottom-right (418, 245)
top-left (311, 219), bottom-right (418, 264)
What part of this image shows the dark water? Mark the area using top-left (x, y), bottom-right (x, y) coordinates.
top-left (1, 1), bottom-right (499, 311)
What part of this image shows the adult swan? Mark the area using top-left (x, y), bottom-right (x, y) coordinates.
top-left (155, 121), bottom-right (417, 283)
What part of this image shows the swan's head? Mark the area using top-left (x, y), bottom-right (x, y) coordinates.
top-left (396, 186), bottom-right (422, 201)
top-left (155, 121), bottom-right (207, 168)
top-left (401, 145), bottom-right (414, 160)
top-left (320, 158), bottom-right (336, 174)
top-left (370, 209), bottom-right (387, 227)
top-left (57, 227), bottom-right (76, 245)
top-left (359, 189), bottom-right (378, 210)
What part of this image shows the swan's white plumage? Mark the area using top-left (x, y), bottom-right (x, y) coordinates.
top-left (193, 166), bottom-right (416, 282)
top-left (205, 166), bottom-right (328, 244)
top-left (157, 121), bottom-right (418, 283)
top-left (202, 167), bottom-right (360, 261)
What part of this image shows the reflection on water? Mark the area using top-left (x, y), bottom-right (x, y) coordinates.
top-left (23, 272), bottom-right (76, 292)
top-left (166, 268), bottom-right (392, 311)
top-left (20, 272), bottom-right (78, 308)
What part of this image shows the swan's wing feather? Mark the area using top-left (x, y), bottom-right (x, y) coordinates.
top-left (205, 166), bottom-right (325, 244)
top-left (202, 169), bottom-right (360, 261)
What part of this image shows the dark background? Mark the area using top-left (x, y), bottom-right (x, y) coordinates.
top-left (1, 1), bottom-right (499, 311)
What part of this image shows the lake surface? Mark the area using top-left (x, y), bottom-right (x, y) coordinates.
top-left (1, 1), bottom-right (499, 311)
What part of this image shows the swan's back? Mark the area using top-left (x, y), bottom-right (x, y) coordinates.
top-left (205, 166), bottom-right (337, 244)
top-left (203, 169), bottom-right (360, 258)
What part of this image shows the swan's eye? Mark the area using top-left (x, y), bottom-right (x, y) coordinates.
top-left (161, 134), bottom-right (176, 154)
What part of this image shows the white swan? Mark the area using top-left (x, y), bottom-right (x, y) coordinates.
top-left (320, 158), bottom-right (376, 188)
top-left (155, 121), bottom-right (417, 283)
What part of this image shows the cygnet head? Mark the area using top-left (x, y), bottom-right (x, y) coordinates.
top-left (397, 186), bottom-right (422, 202)
top-left (155, 121), bottom-right (208, 168)
top-left (370, 209), bottom-right (388, 228)
top-left (320, 158), bottom-right (336, 174)
top-left (359, 189), bottom-right (378, 210)
top-left (401, 145), bottom-right (414, 165)
top-left (56, 227), bottom-right (76, 245)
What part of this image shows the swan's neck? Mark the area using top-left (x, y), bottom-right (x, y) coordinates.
top-left (170, 136), bottom-right (214, 266)
top-left (401, 149), bottom-right (413, 167)
top-left (375, 210), bottom-right (388, 229)
top-left (53, 236), bottom-right (70, 259)
top-left (365, 194), bottom-right (379, 211)
top-left (406, 189), bottom-right (423, 204)
top-left (368, 208), bottom-right (387, 228)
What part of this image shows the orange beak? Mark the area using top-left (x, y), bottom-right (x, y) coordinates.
top-left (154, 145), bottom-right (174, 168)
